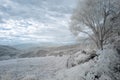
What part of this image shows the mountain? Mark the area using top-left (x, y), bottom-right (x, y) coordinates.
top-left (0, 45), bottom-right (22, 60)
top-left (13, 42), bottom-right (65, 50)
top-left (19, 43), bottom-right (82, 58)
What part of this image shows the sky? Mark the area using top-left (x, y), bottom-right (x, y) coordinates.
top-left (0, 0), bottom-right (77, 45)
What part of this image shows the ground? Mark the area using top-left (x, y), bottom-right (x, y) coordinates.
top-left (0, 44), bottom-right (120, 80)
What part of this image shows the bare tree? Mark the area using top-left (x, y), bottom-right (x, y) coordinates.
top-left (70, 0), bottom-right (120, 50)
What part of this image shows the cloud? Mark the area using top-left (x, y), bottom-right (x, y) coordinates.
top-left (0, 19), bottom-right (76, 45)
top-left (0, 0), bottom-right (77, 45)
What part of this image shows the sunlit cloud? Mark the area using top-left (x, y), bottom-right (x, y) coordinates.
top-left (0, 0), bottom-right (77, 45)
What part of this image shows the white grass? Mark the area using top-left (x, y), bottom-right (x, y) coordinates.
top-left (0, 45), bottom-right (119, 80)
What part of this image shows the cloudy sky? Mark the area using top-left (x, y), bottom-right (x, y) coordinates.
top-left (0, 0), bottom-right (77, 45)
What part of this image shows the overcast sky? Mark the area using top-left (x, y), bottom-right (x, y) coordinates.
top-left (0, 0), bottom-right (77, 45)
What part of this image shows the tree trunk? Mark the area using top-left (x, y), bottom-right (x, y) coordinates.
top-left (96, 40), bottom-right (104, 50)
top-left (100, 40), bottom-right (103, 50)
top-left (118, 32), bottom-right (120, 36)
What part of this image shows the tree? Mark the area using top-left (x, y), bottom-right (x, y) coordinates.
top-left (70, 0), bottom-right (120, 50)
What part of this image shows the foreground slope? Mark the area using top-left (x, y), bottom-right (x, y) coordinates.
top-left (0, 44), bottom-right (120, 80)
top-left (0, 56), bottom-right (68, 80)
top-left (55, 45), bottom-right (120, 80)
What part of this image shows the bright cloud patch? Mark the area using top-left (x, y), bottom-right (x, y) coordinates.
top-left (0, 0), bottom-right (76, 45)
top-left (0, 19), bottom-right (76, 45)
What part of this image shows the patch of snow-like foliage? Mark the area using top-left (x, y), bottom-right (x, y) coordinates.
top-left (0, 45), bottom-right (119, 80)
top-left (0, 56), bottom-right (68, 80)
top-left (66, 50), bottom-right (96, 68)
top-left (55, 46), bottom-right (120, 80)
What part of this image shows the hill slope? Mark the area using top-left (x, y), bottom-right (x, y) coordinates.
top-left (0, 45), bottom-right (119, 80)
top-left (0, 45), bottom-right (22, 60)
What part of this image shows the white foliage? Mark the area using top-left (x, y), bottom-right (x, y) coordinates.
top-left (56, 46), bottom-right (120, 80)
top-left (0, 45), bottom-right (119, 80)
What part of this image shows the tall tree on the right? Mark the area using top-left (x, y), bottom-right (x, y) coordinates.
top-left (70, 0), bottom-right (120, 50)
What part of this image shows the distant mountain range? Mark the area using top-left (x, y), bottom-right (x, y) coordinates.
top-left (0, 45), bottom-right (22, 60)
top-left (0, 43), bottom-right (81, 61)
top-left (13, 42), bottom-right (63, 50)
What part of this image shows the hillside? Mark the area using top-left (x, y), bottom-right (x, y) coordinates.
top-left (19, 43), bottom-right (82, 58)
top-left (0, 44), bottom-right (119, 80)
top-left (0, 43), bottom-right (89, 60)
top-left (0, 45), bottom-right (22, 60)
top-left (0, 56), bottom-right (68, 80)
